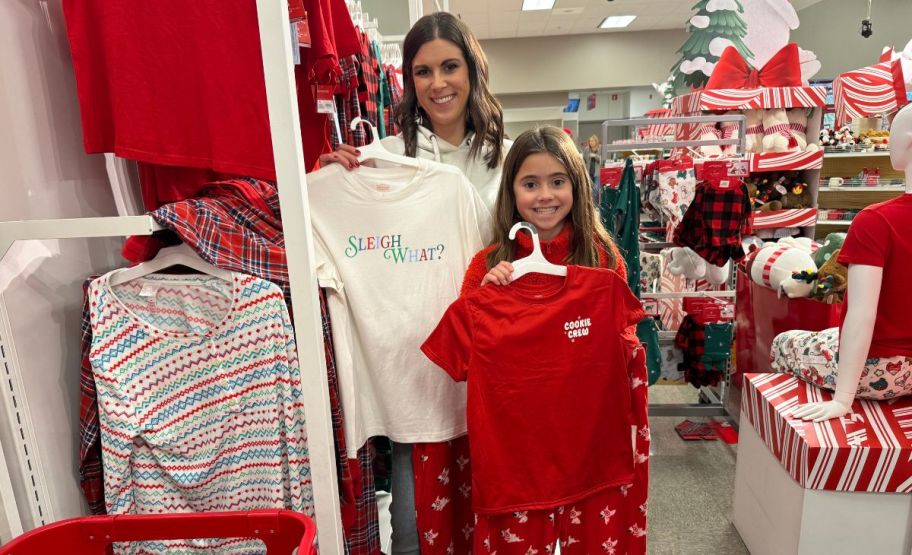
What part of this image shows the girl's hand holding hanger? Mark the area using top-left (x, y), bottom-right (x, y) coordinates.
top-left (481, 261), bottom-right (514, 287)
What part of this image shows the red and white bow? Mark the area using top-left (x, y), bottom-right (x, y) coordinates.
top-left (706, 43), bottom-right (803, 90)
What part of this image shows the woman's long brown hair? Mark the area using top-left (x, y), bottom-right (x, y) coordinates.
top-left (396, 12), bottom-right (505, 170)
top-left (486, 126), bottom-right (618, 270)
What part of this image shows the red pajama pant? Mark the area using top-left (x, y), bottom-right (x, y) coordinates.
top-left (473, 486), bottom-right (633, 554)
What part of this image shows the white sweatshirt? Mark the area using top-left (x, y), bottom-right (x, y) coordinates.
top-left (382, 125), bottom-right (512, 210)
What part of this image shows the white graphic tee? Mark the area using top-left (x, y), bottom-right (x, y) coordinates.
top-left (307, 159), bottom-right (491, 455)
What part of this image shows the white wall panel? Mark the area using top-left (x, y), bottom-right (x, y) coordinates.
top-left (0, 0), bottom-right (122, 534)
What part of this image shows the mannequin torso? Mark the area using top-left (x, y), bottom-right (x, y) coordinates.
top-left (792, 104), bottom-right (912, 421)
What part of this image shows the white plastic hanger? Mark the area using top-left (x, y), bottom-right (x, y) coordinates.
top-left (108, 243), bottom-right (233, 286)
top-left (350, 117), bottom-right (420, 168)
top-left (509, 222), bottom-right (567, 280)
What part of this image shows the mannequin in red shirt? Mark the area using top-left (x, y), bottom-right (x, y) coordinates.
top-left (775, 104), bottom-right (912, 421)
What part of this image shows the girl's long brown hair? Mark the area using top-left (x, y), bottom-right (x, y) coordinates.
top-left (486, 126), bottom-right (618, 270)
top-left (396, 12), bottom-right (505, 170)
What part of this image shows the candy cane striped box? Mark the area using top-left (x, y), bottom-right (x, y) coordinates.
top-left (671, 86), bottom-right (828, 114)
top-left (741, 373), bottom-right (912, 493)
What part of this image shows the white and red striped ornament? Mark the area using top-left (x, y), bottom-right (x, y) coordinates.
top-left (742, 373), bottom-right (912, 493)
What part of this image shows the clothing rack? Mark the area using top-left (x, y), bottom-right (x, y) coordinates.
top-left (599, 114), bottom-right (747, 156)
top-left (598, 115), bottom-right (747, 422)
top-left (0, 1), bottom-right (347, 552)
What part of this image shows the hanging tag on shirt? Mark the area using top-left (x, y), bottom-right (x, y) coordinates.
top-left (139, 284), bottom-right (158, 298)
top-left (297, 11), bottom-right (312, 48)
top-left (288, 0), bottom-right (306, 21)
top-left (719, 301), bottom-right (735, 320)
top-left (600, 167), bottom-right (623, 189)
top-left (315, 85), bottom-right (336, 114)
top-left (290, 23), bottom-right (301, 65)
top-left (725, 159), bottom-right (749, 177)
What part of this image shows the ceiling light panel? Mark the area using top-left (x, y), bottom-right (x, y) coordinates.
top-left (522, 0), bottom-right (555, 11)
top-left (599, 15), bottom-right (637, 29)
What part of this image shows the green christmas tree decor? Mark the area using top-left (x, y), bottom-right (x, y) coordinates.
top-left (670, 0), bottom-right (754, 91)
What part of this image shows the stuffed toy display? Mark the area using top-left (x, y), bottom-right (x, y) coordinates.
top-left (787, 109), bottom-right (818, 152)
top-left (667, 247), bottom-right (732, 286)
top-left (747, 240), bottom-right (818, 298)
top-left (780, 181), bottom-right (813, 208)
top-left (744, 109), bottom-right (765, 153)
top-left (761, 108), bottom-right (792, 152)
top-left (668, 247), bottom-right (707, 280)
top-left (812, 232), bottom-right (846, 268)
top-left (720, 110), bottom-right (741, 156)
top-left (698, 124), bottom-right (723, 157)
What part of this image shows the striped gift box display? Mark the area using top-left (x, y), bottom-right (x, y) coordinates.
top-left (741, 373), bottom-right (912, 493)
top-left (671, 86), bottom-right (828, 114)
top-left (833, 59), bottom-right (908, 128)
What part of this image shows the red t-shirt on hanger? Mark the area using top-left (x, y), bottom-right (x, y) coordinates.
top-left (421, 265), bottom-right (645, 514)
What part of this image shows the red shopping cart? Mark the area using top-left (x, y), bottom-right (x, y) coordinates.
top-left (0, 510), bottom-right (315, 554)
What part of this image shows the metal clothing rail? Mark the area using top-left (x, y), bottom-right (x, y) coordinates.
top-left (600, 114), bottom-right (747, 156)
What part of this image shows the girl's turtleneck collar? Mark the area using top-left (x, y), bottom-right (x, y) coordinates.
top-left (513, 224), bottom-right (573, 264)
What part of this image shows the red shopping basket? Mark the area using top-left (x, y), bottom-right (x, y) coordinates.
top-left (0, 510), bottom-right (315, 554)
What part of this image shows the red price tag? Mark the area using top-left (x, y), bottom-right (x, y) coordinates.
top-left (288, 0), bottom-right (306, 21)
top-left (599, 167), bottom-right (623, 189)
top-left (315, 84), bottom-right (335, 114)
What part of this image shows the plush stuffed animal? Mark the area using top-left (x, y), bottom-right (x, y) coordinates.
top-left (812, 232), bottom-right (847, 268)
top-left (668, 247), bottom-right (707, 280)
top-left (762, 108), bottom-right (792, 152)
top-left (745, 110), bottom-right (765, 153)
top-left (705, 259), bottom-right (731, 285)
top-left (787, 109), bottom-right (819, 152)
top-left (749, 243), bottom-right (817, 298)
top-left (812, 249), bottom-right (848, 303)
top-left (698, 124), bottom-right (723, 157)
top-left (720, 111), bottom-right (741, 156)
top-left (780, 182), bottom-right (813, 209)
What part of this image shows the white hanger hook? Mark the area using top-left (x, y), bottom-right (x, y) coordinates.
top-left (350, 117), bottom-right (380, 146)
top-left (509, 221), bottom-right (542, 254)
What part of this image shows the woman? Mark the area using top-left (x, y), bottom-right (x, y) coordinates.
top-left (318, 12), bottom-right (511, 555)
top-left (319, 12), bottom-right (511, 209)
top-left (581, 133), bottom-right (601, 182)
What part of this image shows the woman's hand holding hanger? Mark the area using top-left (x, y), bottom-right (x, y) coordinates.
top-left (318, 144), bottom-right (361, 170)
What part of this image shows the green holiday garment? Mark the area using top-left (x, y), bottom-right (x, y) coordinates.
top-left (636, 317), bottom-right (663, 386)
top-left (600, 158), bottom-right (641, 297)
top-left (701, 322), bottom-right (734, 373)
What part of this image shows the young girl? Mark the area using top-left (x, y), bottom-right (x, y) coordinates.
top-left (458, 125), bottom-right (650, 554)
top-left (462, 125), bottom-right (626, 291)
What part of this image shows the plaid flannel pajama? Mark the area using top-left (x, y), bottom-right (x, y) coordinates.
top-left (673, 181), bottom-right (752, 267)
top-left (675, 315), bottom-right (723, 388)
top-left (358, 32), bottom-right (380, 132)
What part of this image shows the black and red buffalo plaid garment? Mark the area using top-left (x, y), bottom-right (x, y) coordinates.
top-left (673, 180), bottom-right (752, 267)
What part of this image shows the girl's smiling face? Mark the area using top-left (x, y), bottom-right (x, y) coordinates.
top-left (512, 152), bottom-right (574, 241)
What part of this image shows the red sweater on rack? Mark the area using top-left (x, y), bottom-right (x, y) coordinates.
top-left (459, 223), bottom-right (627, 295)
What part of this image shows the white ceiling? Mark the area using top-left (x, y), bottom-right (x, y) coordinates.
top-left (435, 0), bottom-right (824, 40)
